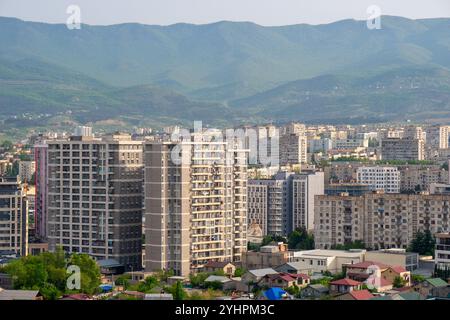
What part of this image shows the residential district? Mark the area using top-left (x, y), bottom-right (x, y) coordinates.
top-left (1, 123), bottom-right (450, 300)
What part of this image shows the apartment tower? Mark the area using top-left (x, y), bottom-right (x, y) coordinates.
top-left (46, 132), bottom-right (143, 270)
top-left (144, 133), bottom-right (248, 276)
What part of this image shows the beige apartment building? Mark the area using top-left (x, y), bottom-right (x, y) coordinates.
top-left (0, 177), bottom-right (28, 256)
top-left (47, 132), bottom-right (143, 270)
top-left (315, 193), bottom-right (450, 250)
top-left (144, 134), bottom-right (248, 276)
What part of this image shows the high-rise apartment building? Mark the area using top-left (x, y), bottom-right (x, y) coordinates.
top-left (435, 233), bottom-right (450, 271)
top-left (18, 160), bottom-right (35, 183)
top-left (426, 125), bottom-right (449, 150)
top-left (248, 171), bottom-right (324, 236)
top-left (144, 133), bottom-right (248, 276)
top-left (315, 193), bottom-right (450, 250)
top-left (356, 166), bottom-right (400, 193)
top-left (46, 132), bottom-right (143, 270)
top-left (380, 138), bottom-right (425, 161)
top-left (0, 177), bottom-right (28, 256)
top-left (34, 143), bottom-right (48, 239)
top-left (280, 133), bottom-right (307, 165)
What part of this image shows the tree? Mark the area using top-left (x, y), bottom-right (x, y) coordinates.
top-left (331, 240), bottom-right (365, 250)
top-left (261, 235), bottom-right (286, 247)
top-left (189, 272), bottom-right (209, 288)
top-left (234, 267), bottom-right (245, 277)
top-left (408, 230), bottom-right (435, 256)
top-left (68, 254), bottom-right (101, 294)
top-left (393, 276), bottom-right (407, 288)
top-left (137, 275), bottom-right (159, 293)
top-left (173, 281), bottom-right (187, 300)
top-left (287, 227), bottom-right (314, 250)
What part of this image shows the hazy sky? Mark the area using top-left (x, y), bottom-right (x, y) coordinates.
top-left (1, 0), bottom-right (450, 26)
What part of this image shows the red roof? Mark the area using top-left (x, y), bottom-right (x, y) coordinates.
top-left (330, 278), bottom-right (362, 286)
top-left (389, 266), bottom-right (407, 274)
top-left (346, 261), bottom-right (389, 270)
top-left (349, 290), bottom-right (374, 300)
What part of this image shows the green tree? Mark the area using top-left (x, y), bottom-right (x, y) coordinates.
top-left (393, 276), bottom-right (407, 288)
top-left (137, 275), bottom-right (159, 293)
top-left (189, 272), bottom-right (209, 288)
top-left (234, 267), bottom-right (246, 277)
top-left (287, 227), bottom-right (314, 250)
top-left (173, 281), bottom-right (187, 300)
top-left (68, 254), bottom-right (101, 294)
top-left (408, 230), bottom-right (435, 256)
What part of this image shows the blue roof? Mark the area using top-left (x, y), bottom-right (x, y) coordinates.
top-left (263, 287), bottom-right (286, 300)
top-left (99, 284), bottom-right (113, 292)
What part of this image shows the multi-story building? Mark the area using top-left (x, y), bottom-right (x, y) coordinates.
top-left (398, 165), bottom-right (447, 192)
top-left (435, 233), bottom-right (450, 270)
top-left (332, 138), bottom-right (368, 151)
top-left (46, 132), bottom-right (143, 270)
top-left (0, 177), bottom-right (28, 256)
top-left (356, 166), bottom-right (400, 193)
top-left (18, 160), bottom-right (35, 183)
top-left (426, 125), bottom-right (449, 150)
top-left (248, 171), bottom-right (324, 236)
top-left (34, 143), bottom-right (48, 239)
top-left (280, 132), bottom-right (307, 165)
top-left (144, 133), bottom-right (248, 276)
top-left (380, 137), bottom-right (425, 161)
top-left (315, 193), bottom-right (450, 250)
top-left (308, 138), bottom-right (332, 154)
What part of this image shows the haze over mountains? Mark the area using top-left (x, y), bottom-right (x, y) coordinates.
top-left (1, 15), bottom-right (450, 130)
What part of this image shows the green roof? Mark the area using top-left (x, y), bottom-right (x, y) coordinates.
top-left (425, 278), bottom-right (448, 287)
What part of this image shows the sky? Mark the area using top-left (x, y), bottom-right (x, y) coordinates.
top-left (0, 0), bottom-right (450, 26)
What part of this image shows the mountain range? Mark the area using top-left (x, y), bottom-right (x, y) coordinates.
top-left (1, 15), bottom-right (450, 132)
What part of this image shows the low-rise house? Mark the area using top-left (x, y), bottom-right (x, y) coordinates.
top-left (258, 273), bottom-right (310, 289)
top-left (242, 243), bottom-right (289, 270)
top-left (60, 294), bottom-right (93, 300)
top-left (288, 249), bottom-right (366, 274)
top-left (383, 266), bottom-right (411, 287)
top-left (275, 262), bottom-right (310, 275)
top-left (371, 292), bottom-right (424, 300)
top-left (301, 284), bottom-right (329, 299)
top-left (0, 288), bottom-right (42, 300)
top-left (335, 289), bottom-right (374, 300)
top-left (203, 261), bottom-right (236, 276)
top-left (414, 278), bottom-right (448, 298)
top-left (329, 278), bottom-right (362, 294)
top-left (241, 268), bottom-right (278, 284)
top-left (365, 248), bottom-right (419, 271)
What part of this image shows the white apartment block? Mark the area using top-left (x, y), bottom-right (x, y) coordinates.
top-left (47, 133), bottom-right (143, 270)
top-left (144, 133), bottom-right (248, 277)
top-left (0, 177), bottom-right (28, 256)
top-left (356, 166), bottom-right (400, 193)
top-left (315, 193), bottom-right (450, 250)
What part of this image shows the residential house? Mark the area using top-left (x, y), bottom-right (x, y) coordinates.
top-left (0, 289), bottom-right (42, 300)
top-left (242, 268), bottom-right (278, 285)
top-left (203, 261), bottom-right (236, 276)
top-left (414, 278), bottom-right (449, 298)
top-left (329, 278), bottom-right (362, 294)
top-left (242, 243), bottom-right (289, 270)
top-left (335, 289), bottom-right (374, 300)
top-left (258, 273), bottom-right (310, 289)
top-left (383, 266), bottom-right (411, 287)
top-left (301, 284), bottom-right (330, 299)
